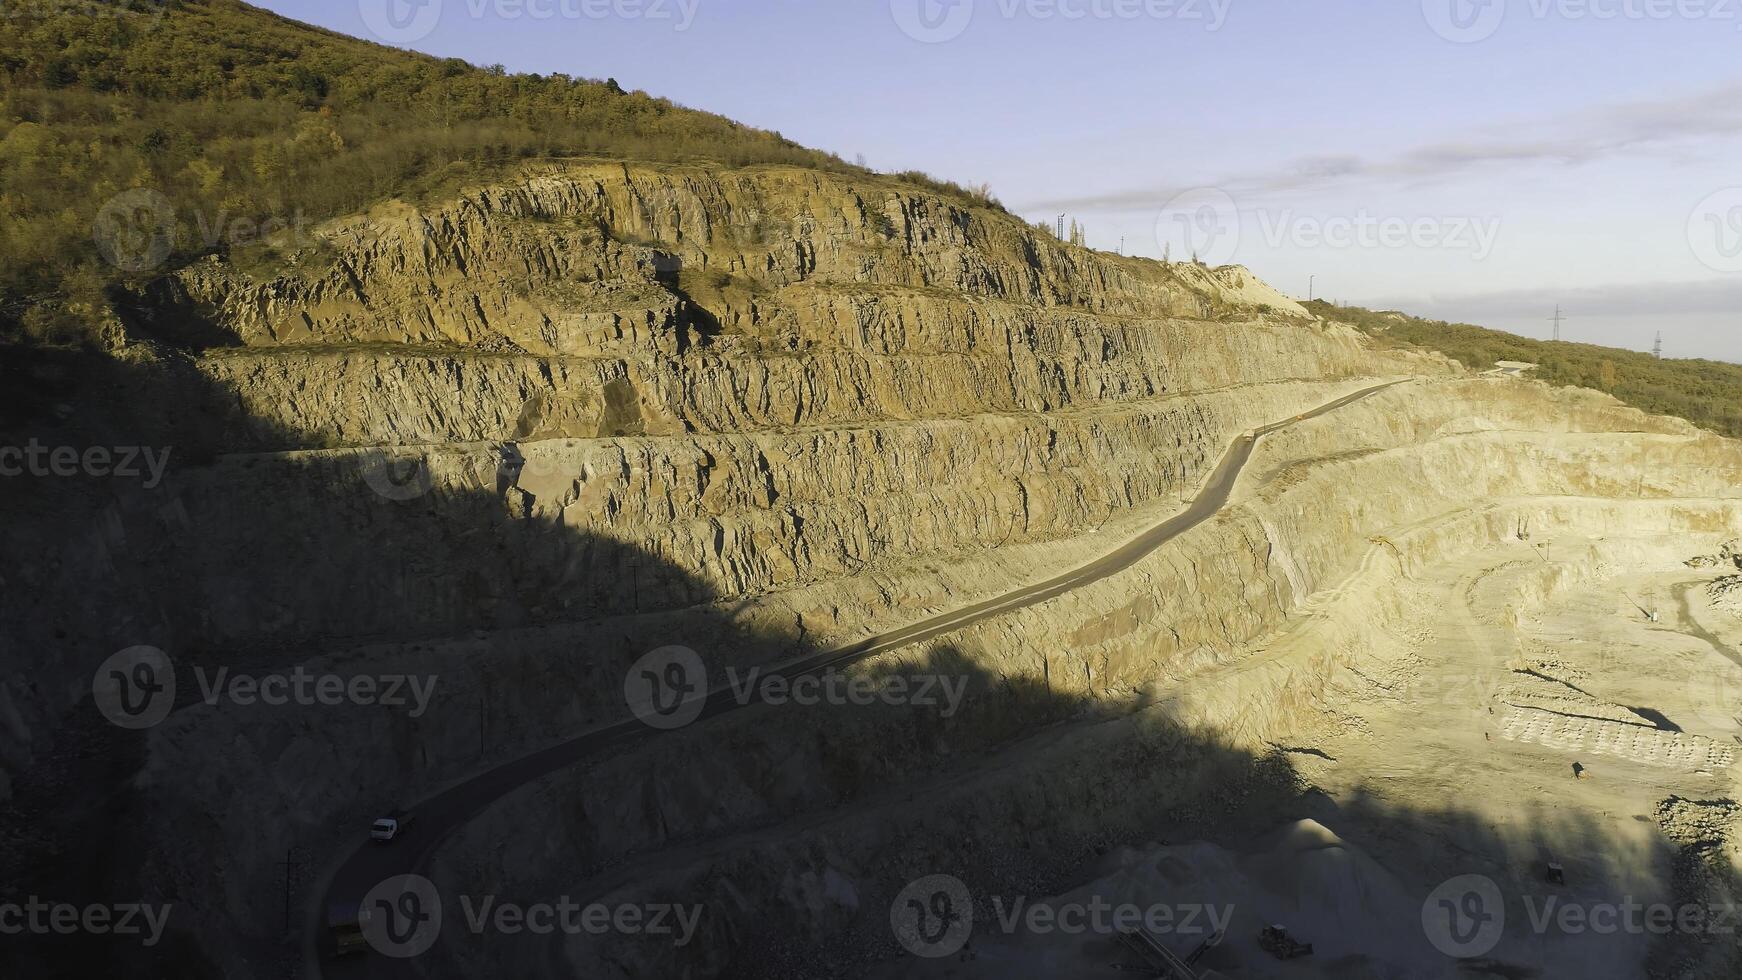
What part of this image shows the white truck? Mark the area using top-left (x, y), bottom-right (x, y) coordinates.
top-left (370, 809), bottom-right (414, 844)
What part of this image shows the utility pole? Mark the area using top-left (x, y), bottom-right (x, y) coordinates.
top-left (1653, 332), bottom-right (1664, 359)
top-left (1548, 305), bottom-right (1568, 342)
top-left (278, 847), bottom-right (303, 934)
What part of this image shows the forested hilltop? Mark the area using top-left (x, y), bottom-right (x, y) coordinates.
top-left (1310, 300), bottom-right (1742, 439)
top-left (0, 0), bottom-right (996, 347)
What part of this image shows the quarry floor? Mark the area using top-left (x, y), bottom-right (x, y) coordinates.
top-left (855, 536), bottom-right (1742, 979)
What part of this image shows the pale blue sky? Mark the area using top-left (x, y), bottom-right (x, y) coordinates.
top-left (263, 0), bottom-right (1742, 361)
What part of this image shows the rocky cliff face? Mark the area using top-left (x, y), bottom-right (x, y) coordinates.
top-left (11, 163), bottom-right (1416, 661)
top-left (165, 164), bottom-right (1308, 354)
top-left (10, 161), bottom-right (1736, 978)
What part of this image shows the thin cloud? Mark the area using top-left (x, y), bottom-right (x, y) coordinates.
top-left (1027, 81), bottom-right (1742, 212)
top-left (1365, 278), bottom-right (1742, 321)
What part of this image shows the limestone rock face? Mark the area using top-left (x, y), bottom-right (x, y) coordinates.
top-left (165, 164), bottom-right (1308, 354)
top-left (0, 160), bottom-right (1515, 975)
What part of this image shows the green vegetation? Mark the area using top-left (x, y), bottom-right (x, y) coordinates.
top-left (21, 3), bottom-right (1730, 445)
top-left (1308, 300), bottom-right (1742, 438)
top-left (0, 0), bottom-right (1000, 347)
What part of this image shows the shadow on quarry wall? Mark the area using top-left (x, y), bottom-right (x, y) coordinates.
top-left (0, 343), bottom-right (746, 977)
top-left (421, 686), bottom-right (1716, 980)
top-left (0, 346), bottom-right (1721, 979)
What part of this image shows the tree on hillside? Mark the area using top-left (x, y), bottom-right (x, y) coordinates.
top-left (0, 1), bottom-right (1004, 347)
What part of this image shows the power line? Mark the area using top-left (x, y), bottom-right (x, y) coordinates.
top-left (1548, 305), bottom-right (1568, 342)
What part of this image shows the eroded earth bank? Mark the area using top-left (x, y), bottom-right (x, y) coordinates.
top-left (3, 162), bottom-right (1738, 978)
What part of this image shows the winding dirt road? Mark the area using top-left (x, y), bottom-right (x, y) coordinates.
top-left (309, 378), bottom-right (1412, 977)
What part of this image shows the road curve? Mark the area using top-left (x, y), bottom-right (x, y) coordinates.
top-left (310, 378), bottom-right (1409, 976)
